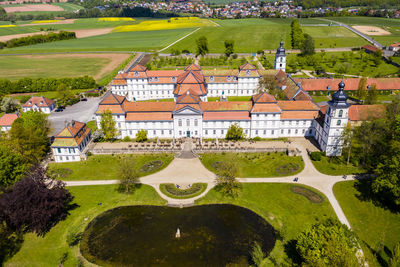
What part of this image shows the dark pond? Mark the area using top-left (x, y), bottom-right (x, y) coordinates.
top-left (80, 204), bottom-right (276, 267)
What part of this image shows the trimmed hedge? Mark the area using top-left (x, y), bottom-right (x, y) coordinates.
top-left (2, 31), bottom-right (76, 49)
top-left (160, 183), bottom-right (207, 199)
top-left (0, 76), bottom-right (96, 94)
top-left (310, 151), bottom-right (324, 161)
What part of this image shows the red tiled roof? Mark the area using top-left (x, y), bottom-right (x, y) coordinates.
top-left (252, 92), bottom-right (277, 103)
top-left (252, 103), bottom-right (281, 113)
top-left (126, 112), bottom-right (172, 121)
top-left (203, 111), bottom-right (250, 121)
top-left (100, 93), bottom-right (125, 105)
top-left (23, 96), bottom-right (55, 108)
top-left (362, 44), bottom-right (379, 52)
top-left (0, 113), bottom-right (19, 126)
top-left (239, 63), bottom-right (257, 70)
top-left (175, 103), bottom-right (202, 112)
top-left (112, 79), bottom-right (127, 85)
top-left (176, 93), bottom-right (200, 104)
top-left (123, 102), bottom-right (175, 112)
top-left (281, 111), bottom-right (319, 119)
top-left (55, 121), bottom-right (91, 146)
top-left (295, 78), bottom-right (400, 91)
top-left (184, 64), bottom-right (202, 71)
top-left (201, 101), bottom-right (252, 111)
top-left (126, 71), bottom-right (147, 79)
top-left (277, 101), bottom-right (319, 111)
top-left (147, 70), bottom-right (183, 77)
top-left (96, 105), bottom-right (125, 114)
top-left (130, 64), bottom-right (147, 72)
top-left (174, 83), bottom-right (208, 96)
top-left (293, 90), bottom-right (312, 101)
top-left (348, 104), bottom-right (385, 121)
top-left (389, 42), bottom-right (400, 47)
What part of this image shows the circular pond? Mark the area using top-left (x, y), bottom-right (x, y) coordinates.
top-left (80, 204), bottom-right (276, 266)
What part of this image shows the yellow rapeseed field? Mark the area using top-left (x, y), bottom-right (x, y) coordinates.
top-left (31, 20), bottom-right (60, 24)
top-left (98, 17), bottom-right (135, 22)
top-left (114, 17), bottom-right (213, 32)
top-left (0, 25), bottom-right (16, 28)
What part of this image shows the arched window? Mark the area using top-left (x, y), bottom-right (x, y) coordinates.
top-left (338, 110), bottom-right (343, 118)
top-left (337, 120), bottom-right (341, 126)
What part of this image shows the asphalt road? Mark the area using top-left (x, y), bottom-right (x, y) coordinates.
top-left (48, 97), bottom-right (100, 135)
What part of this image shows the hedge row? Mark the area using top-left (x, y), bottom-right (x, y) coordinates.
top-left (160, 183), bottom-right (207, 199)
top-left (0, 31), bottom-right (76, 49)
top-left (0, 76), bottom-right (96, 94)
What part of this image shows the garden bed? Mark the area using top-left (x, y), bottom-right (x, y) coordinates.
top-left (276, 163), bottom-right (300, 175)
top-left (160, 183), bottom-right (207, 199)
top-left (140, 160), bottom-right (163, 172)
top-left (290, 186), bottom-right (323, 203)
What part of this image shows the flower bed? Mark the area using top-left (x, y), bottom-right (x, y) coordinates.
top-left (160, 183), bottom-right (207, 199)
top-left (140, 160), bottom-right (163, 172)
top-left (290, 186), bottom-right (323, 203)
top-left (276, 163), bottom-right (300, 175)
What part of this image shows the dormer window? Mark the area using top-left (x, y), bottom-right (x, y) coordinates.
top-left (210, 76), bottom-right (214, 82)
top-left (227, 76), bottom-right (231, 81)
top-left (78, 132), bottom-right (81, 138)
top-left (134, 71), bottom-right (139, 77)
top-left (246, 70), bottom-right (251, 76)
top-left (29, 101), bottom-right (32, 104)
top-left (149, 77), bottom-right (152, 82)
top-left (233, 77), bottom-right (237, 81)
top-left (82, 128), bottom-right (85, 133)
top-left (155, 77), bottom-right (158, 82)
top-left (40, 101), bottom-right (43, 104)
top-left (172, 77), bottom-right (176, 82)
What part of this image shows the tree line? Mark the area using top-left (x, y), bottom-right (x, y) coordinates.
top-left (291, 19), bottom-right (315, 56)
top-left (295, 0), bottom-right (400, 9)
top-left (0, 31), bottom-right (76, 50)
top-left (0, 76), bottom-right (96, 95)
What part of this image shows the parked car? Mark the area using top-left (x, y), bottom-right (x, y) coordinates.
top-left (81, 98), bottom-right (87, 101)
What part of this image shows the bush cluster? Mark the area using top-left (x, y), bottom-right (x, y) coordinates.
top-left (0, 76), bottom-right (96, 94)
top-left (0, 31), bottom-right (76, 49)
top-left (310, 151), bottom-right (324, 161)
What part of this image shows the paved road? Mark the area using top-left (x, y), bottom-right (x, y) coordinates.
top-left (48, 97), bottom-right (100, 135)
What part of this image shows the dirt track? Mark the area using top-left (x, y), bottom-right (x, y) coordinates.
top-left (4, 4), bottom-right (63, 13)
top-left (353, 25), bottom-right (391, 36)
top-left (0, 27), bottom-right (114, 42)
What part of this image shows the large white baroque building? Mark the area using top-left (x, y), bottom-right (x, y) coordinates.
top-left (96, 80), bottom-right (354, 156)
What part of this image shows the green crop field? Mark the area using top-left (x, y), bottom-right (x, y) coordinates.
top-left (0, 53), bottom-right (131, 81)
top-left (327, 16), bottom-right (400, 46)
top-left (0, 28), bottom-right (195, 53)
top-left (52, 2), bottom-right (83, 12)
top-left (168, 18), bottom-right (292, 53)
top-left (302, 26), bottom-right (367, 48)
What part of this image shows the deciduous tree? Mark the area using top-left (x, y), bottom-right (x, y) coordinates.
top-left (365, 83), bottom-right (378, 104)
top-left (301, 34), bottom-right (315, 56)
top-left (100, 110), bottom-right (118, 141)
top-left (0, 97), bottom-right (19, 113)
top-left (356, 77), bottom-right (367, 101)
top-left (118, 157), bottom-right (139, 194)
top-left (295, 218), bottom-right (360, 266)
top-left (215, 161), bottom-right (241, 198)
top-left (135, 129), bottom-right (147, 142)
top-left (224, 40), bottom-right (234, 57)
top-left (0, 166), bottom-right (74, 236)
top-left (0, 145), bottom-right (27, 188)
top-left (226, 123), bottom-right (245, 141)
top-left (196, 36), bottom-right (209, 57)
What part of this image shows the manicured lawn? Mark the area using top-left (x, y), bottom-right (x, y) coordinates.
top-left (197, 183), bottom-right (336, 263)
top-left (334, 181), bottom-right (400, 266)
top-left (168, 18), bottom-right (292, 53)
top-left (49, 154), bottom-right (174, 181)
top-left (0, 54), bottom-right (128, 81)
top-left (5, 184), bottom-right (166, 267)
top-left (0, 28), bottom-right (195, 53)
top-left (311, 95), bottom-right (330, 102)
top-left (199, 152), bottom-right (304, 177)
top-left (302, 26), bottom-right (367, 48)
top-left (310, 155), bottom-right (366, 175)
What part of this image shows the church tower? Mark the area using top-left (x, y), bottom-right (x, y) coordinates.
top-left (274, 41), bottom-right (286, 72)
top-left (322, 80), bottom-right (350, 156)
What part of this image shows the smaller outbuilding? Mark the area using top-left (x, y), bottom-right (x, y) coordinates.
top-left (51, 120), bottom-right (91, 163)
top-left (388, 42), bottom-right (400, 52)
top-left (0, 113), bottom-right (19, 132)
top-left (22, 96), bottom-right (56, 114)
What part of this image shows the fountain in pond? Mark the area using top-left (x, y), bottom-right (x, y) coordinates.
top-left (175, 228), bottom-right (181, 238)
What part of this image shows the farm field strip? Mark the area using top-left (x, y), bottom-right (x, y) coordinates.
top-left (0, 53), bottom-right (131, 81)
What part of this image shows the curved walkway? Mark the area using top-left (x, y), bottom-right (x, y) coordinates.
top-left (64, 140), bottom-right (353, 227)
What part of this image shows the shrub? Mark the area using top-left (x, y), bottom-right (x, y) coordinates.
top-left (160, 183), bottom-right (207, 198)
top-left (252, 136), bottom-right (262, 141)
top-left (232, 54), bottom-right (238, 59)
top-left (136, 129), bottom-right (147, 142)
top-left (122, 136), bottom-right (131, 142)
top-left (310, 151), bottom-right (324, 161)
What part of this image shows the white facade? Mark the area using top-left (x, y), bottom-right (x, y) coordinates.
top-left (274, 41), bottom-right (286, 72)
top-left (23, 105), bottom-right (53, 114)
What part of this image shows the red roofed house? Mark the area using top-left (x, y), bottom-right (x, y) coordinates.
top-left (0, 113), bottom-right (19, 132)
top-left (51, 120), bottom-right (91, 162)
top-left (388, 42), bottom-right (400, 52)
top-left (362, 44), bottom-right (380, 54)
top-left (22, 96), bottom-right (56, 114)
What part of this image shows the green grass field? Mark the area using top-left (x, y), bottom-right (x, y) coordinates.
top-left (52, 2), bottom-right (82, 12)
top-left (0, 28), bottom-right (195, 53)
top-left (168, 18), bottom-right (292, 53)
top-left (311, 95), bottom-right (330, 102)
top-left (327, 17), bottom-right (400, 46)
top-left (49, 154), bottom-right (174, 180)
top-left (302, 26), bottom-right (367, 48)
top-left (310, 155), bottom-right (366, 175)
top-left (199, 152), bottom-right (304, 177)
top-left (197, 183), bottom-right (336, 264)
top-left (5, 184), bottom-right (166, 266)
top-left (334, 181), bottom-right (400, 266)
top-left (0, 54), bottom-right (116, 81)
